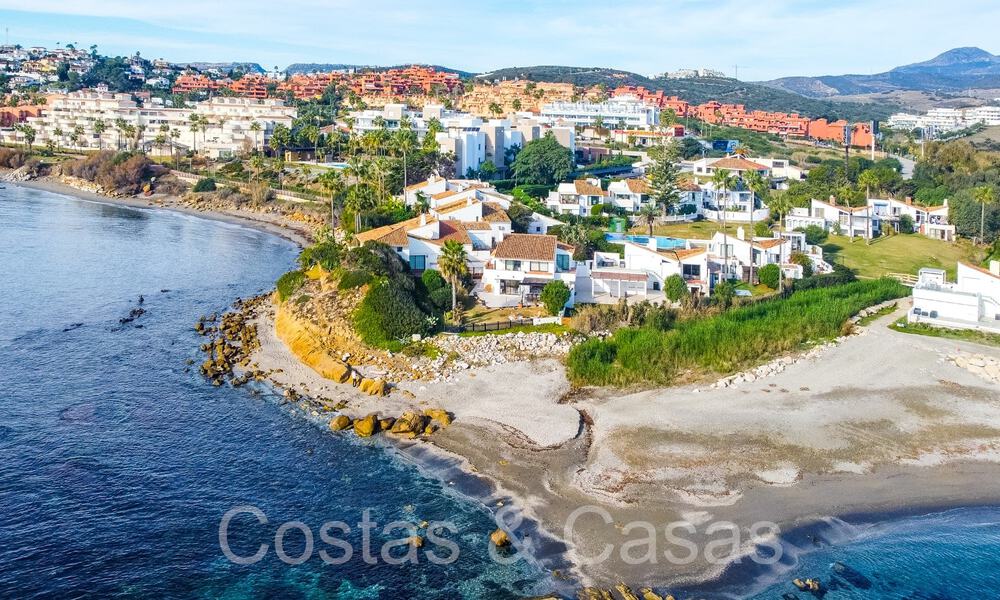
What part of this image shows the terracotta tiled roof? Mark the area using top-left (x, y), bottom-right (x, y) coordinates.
top-left (404, 176), bottom-right (441, 191)
top-left (624, 179), bottom-right (651, 194)
top-left (413, 221), bottom-right (471, 246)
top-left (461, 221), bottom-right (493, 231)
top-left (711, 157), bottom-right (769, 172)
top-left (355, 215), bottom-right (432, 245)
top-left (434, 197), bottom-right (474, 214)
top-left (667, 247), bottom-right (707, 260)
top-left (678, 179), bottom-right (702, 192)
top-left (432, 189), bottom-right (463, 201)
top-left (482, 202), bottom-right (511, 223)
top-left (493, 233), bottom-right (557, 261)
top-left (752, 238), bottom-right (786, 249)
top-left (574, 180), bottom-right (606, 196)
top-left (556, 241), bottom-right (575, 252)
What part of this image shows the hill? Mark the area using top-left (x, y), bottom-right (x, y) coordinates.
top-left (174, 62), bottom-right (265, 74)
top-left (284, 63), bottom-right (476, 77)
top-left (476, 65), bottom-right (895, 122)
top-left (764, 47), bottom-right (1000, 98)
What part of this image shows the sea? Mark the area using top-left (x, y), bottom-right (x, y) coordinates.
top-left (2, 184), bottom-right (999, 599)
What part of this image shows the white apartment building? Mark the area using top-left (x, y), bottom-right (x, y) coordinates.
top-left (786, 198), bottom-right (877, 239)
top-left (14, 91), bottom-right (296, 158)
top-left (539, 96), bottom-right (659, 129)
top-left (888, 105), bottom-right (1000, 135)
top-left (545, 178), bottom-right (607, 216)
top-left (481, 233), bottom-right (577, 306)
top-left (910, 261), bottom-right (1000, 333)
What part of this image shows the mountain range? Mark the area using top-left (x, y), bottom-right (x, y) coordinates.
top-left (762, 47), bottom-right (1000, 98)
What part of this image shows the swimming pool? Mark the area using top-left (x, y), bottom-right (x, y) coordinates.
top-left (604, 232), bottom-right (687, 250)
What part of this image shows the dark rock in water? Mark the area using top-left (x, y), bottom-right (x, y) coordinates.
top-left (62, 323), bottom-right (84, 332)
top-left (160, 289), bottom-right (170, 293)
top-left (134, 324), bottom-right (143, 329)
top-left (138, 295), bottom-right (144, 304)
top-left (831, 562), bottom-right (872, 589)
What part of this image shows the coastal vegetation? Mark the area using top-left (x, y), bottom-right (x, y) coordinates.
top-left (567, 278), bottom-right (908, 386)
top-left (58, 150), bottom-right (162, 195)
top-left (890, 318), bottom-right (1000, 348)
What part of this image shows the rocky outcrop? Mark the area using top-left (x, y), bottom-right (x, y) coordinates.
top-left (197, 296), bottom-right (266, 385)
top-left (275, 301), bottom-right (353, 383)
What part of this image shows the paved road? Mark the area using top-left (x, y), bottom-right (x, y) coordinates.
top-left (892, 154), bottom-right (916, 180)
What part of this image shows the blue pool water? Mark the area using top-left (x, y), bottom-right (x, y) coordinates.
top-left (0, 185), bottom-right (552, 599)
top-left (603, 232), bottom-right (687, 250)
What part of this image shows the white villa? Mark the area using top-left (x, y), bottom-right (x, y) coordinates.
top-left (545, 178), bottom-right (608, 216)
top-left (867, 197), bottom-right (954, 241)
top-left (13, 91), bottom-right (296, 159)
top-left (481, 234), bottom-right (577, 307)
top-left (689, 155), bottom-right (807, 189)
top-left (786, 198), bottom-right (876, 238)
top-left (910, 261), bottom-right (1000, 333)
top-left (587, 242), bottom-right (710, 299)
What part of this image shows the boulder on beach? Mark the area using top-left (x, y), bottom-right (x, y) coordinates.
top-left (379, 417), bottom-right (396, 431)
top-left (489, 528), bottom-right (510, 548)
top-left (390, 412), bottom-right (426, 436)
top-left (359, 378), bottom-right (388, 396)
top-left (329, 415), bottom-right (352, 431)
top-left (423, 408), bottom-right (452, 427)
top-left (353, 414), bottom-right (379, 437)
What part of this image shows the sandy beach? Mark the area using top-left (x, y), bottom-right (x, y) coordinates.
top-left (16, 177), bottom-right (1000, 593)
top-left (9, 177), bottom-right (316, 248)
top-left (245, 297), bottom-right (1000, 591)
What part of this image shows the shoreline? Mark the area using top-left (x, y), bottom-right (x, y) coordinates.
top-left (9, 177), bottom-right (314, 248)
top-left (15, 178), bottom-right (1000, 597)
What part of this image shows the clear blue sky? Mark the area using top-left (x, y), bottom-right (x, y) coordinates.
top-left (0, 0), bottom-right (996, 80)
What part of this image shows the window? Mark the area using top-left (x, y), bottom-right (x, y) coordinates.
top-left (504, 260), bottom-right (522, 271)
top-left (556, 254), bottom-right (570, 271)
top-left (529, 261), bottom-right (548, 272)
top-left (683, 264), bottom-right (700, 278)
top-left (409, 255), bottom-right (426, 271)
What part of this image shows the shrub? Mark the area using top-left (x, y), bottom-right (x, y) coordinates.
top-left (713, 281), bottom-right (737, 308)
top-left (758, 263), bottom-right (781, 289)
top-left (805, 155), bottom-right (823, 164)
top-left (540, 280), bottom-right (571, 316)
top-left (0, 147), bottom-right (31, 168)
top-left (790, 252), bottom-right (814, 278)
top-left (898, 214), bottom-right (915, 234)
top-left (753, 220), bottom-right (772, 238)
top-left (344, 242), bottom-right (407, 278)
top-left (338, 270), bottom-right (372, 290)
top-left (298, 240), bottom-right (344, 271)
top-left (796, 224), bottom-right (829, 245)
top-left (193, 177), bottom-right (217, 192)
top-left (354, 277), bottom-right (429, 346)
top-left (428, 285), bottom-right (453, 312)
top-left (276, 270), bottom-right (306, 301)
top-left (664, 274), bottom-right (689, 302)
top-left (421, 269), bottom-right (447, 292)
top-left (59, 151), bottom-right (154, 195)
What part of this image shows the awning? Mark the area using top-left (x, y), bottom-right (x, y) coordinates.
top-left (591, 270), bottom-right (647, 282)
top-left (521, 277), bottom-right (553, 286)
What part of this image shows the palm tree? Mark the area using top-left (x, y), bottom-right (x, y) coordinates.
top-left (638, 203), bottom-right (659, 237)
top-left (93, 119), bottom-right (107, 150)
top-left (488, 102), bottom-right (503, 118)
top-left (249, 121), bottom-right (262, 152)
top-left (743, 170), bottom-right (770, 285)
top-left (317, 169), bottom-right (346, 227)
top-left (973, 186), bottom-right (997, 245)
top-left (438, 240), bottom-right (469, 317)
top-left (392, 126), bottom-right (416, 189)
top-left (712, 168), bottom-right (736, 281)
top-left (15, 124), bottom-right (35, 151)
top-left (53, 127), bottom-right (63, 152)
top-left (188, 113), bottom-right (202, 155)
top-left (858, 169), bottom-right (880, 199)
top-left (170, 128), bottom-right (181, 168)
top-left (768, 191), bottom-right (792, 232)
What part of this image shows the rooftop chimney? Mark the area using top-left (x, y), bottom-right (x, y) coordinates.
top-left (419, 213), bottom-right (427, 226)
top-left (829, 195), bottom-right (837, 206)
top-left (905, 196), bottom-right (912, 205)
top-left (991, 260), bottom-right (1000, 277)
top-left (736, 226), bottom-right (745, 241)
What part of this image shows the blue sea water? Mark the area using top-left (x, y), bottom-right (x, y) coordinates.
top-left (0, 186), bottom-right (554, 599)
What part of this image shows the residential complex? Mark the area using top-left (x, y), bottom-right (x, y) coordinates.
top-left (887, 105), bottom-right (1000, 136)
top-left (10, 91), bottom-right (296, 158)
top-left (344, 103), bottom-right (575, 176)
top-left (786, 197), bottom-right (954, 241)
top-left (538, 96), bottom-right (660, 129)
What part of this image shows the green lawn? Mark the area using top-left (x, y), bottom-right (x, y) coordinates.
top-left (821, 234), bottom-right (980, 279)
top-left (633, 221), bottom-right (745, 240)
